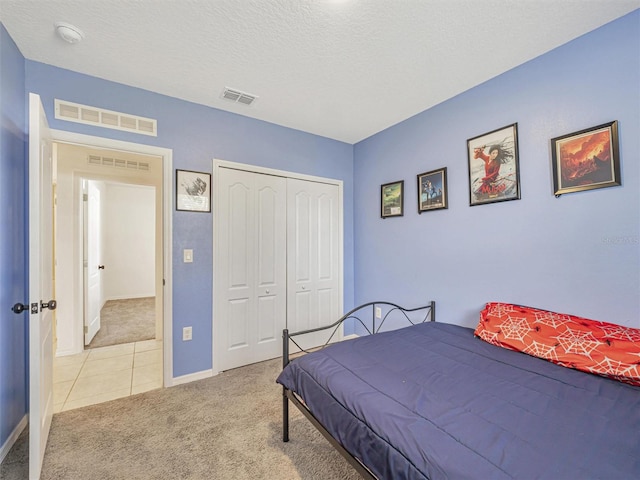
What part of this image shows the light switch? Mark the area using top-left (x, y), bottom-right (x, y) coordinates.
top-left (183, 249), bottom-right (193, 263)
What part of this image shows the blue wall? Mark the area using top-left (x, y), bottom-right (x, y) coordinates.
top-left (353, 11), bottom-right (640, 329)
top-left (23, 61), bottom-right (355, 377)
top-left (0, 23), bottom-right (28, 451)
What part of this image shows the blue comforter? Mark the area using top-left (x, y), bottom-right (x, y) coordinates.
top-left (277, 322), bottom-right (640, 479)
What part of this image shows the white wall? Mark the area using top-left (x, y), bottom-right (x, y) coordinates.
top-left (104, 183), bottom-right (155, 299)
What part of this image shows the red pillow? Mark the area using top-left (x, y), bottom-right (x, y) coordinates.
top-left (475, 302), bottom-right (640, 387)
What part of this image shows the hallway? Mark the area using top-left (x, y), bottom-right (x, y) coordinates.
top-left (53, 339), bottom-right (162, 412)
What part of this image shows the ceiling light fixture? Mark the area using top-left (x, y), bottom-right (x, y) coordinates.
top-left (55, 22), bottom-right (84, 44)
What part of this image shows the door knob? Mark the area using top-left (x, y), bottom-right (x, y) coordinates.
top-left (12, 303), bottom-right (28, 314)
top-left (98, 265), bottom-right (105, 270)
top-left (12, 302), bottom-right (53, 314)
top-left (40, 300), bottom-right (57, 311)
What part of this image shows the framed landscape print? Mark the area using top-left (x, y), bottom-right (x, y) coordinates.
top-left (467, 123), bottom-right (520, 206)
top-left (551, 121), bottom-right (620, 197)
top-left (381, 180), bottom-right (404, 218)
top-left (176, 169), bottom-right (211, 212)
top-left (417, 167), bottom-right (448, 213)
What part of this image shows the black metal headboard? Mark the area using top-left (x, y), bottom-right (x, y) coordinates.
top-left (283, 300), bottom-right (435, 368)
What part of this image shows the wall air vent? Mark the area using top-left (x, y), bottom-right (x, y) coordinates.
top-left (221, 87), bottom-right (258, 106)
top-left (55, 99), bottom-right (157, 137)
top-left (87, 154), bottom-right (151, 172)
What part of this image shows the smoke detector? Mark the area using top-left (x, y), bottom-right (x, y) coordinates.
top-left (55, 22), bottom-right (84, 44)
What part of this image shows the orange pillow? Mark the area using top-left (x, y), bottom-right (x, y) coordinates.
top-left (475, 302), bottom-right (640, 387)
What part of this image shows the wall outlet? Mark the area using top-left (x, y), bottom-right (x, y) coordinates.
top-left (375, 307), bottom-right (382, 319)
top-left (183, 326), bottom-right (192, 341)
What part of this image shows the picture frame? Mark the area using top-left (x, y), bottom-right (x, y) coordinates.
top-left (381, 180), bottom-right (404, 218)
top-left (176, 169), bottom-right (211, 212)
top-left (551, 120), bottom-right (620, 197)
top-left (467, 123), bottom-right (520, 206)
top-left (417, 167), bottom-right (448, 213)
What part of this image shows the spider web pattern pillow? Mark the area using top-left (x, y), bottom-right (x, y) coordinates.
top-left (475, 302), bottom-right (640, 387)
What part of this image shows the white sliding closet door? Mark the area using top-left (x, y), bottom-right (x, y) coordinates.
top-left (216, 168), bottom-right (287, 371)
top-left (286, 178), bottom-right (341, 350)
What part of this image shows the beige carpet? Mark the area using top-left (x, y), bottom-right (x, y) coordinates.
top-left (1, 358), bottom-right (361, 480)
top-left (87, 297), bottom-right (156, 349)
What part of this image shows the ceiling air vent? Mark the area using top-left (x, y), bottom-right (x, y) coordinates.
top-left (221, 87), bottom-right (258, 106)
top-left (55, 99), bottom-right (157, 136)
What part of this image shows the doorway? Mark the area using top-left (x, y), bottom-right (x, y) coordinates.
top-left (49, 129), bottom-right (174, 393)
top-left (82, 179), bottom-right (157, 350)
top-left (52, 142), bottom-right (165, 410)
top-left (54, 142), bottom-right (163, 352)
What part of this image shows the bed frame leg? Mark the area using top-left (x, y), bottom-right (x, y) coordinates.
top-left (283, 387), bottom-right (290, 442)
top-left (282, 328), bottom-right (290, 442)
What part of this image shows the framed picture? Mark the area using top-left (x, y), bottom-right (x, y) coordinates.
top-left (551, 120), bottom-right (620, 197)
top-left (417, 167), bottom-right (448, 213)
top-left (467, 123), bottom-right (520, 206)
top-left (176, 169), bottom-right (211, 212)
top-left (381, 180), bottom-right (404, 218)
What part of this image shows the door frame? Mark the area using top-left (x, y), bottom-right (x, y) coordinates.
top-left (212, 159), bottom-right (344, 374)
top-left (51, 129), bottom-right (175, 386)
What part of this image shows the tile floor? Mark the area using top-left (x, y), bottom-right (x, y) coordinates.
top-left (53, 339), bottom-right (163, 412)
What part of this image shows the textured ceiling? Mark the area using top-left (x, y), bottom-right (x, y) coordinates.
top-left (1, 0), bottom-right (638, 144)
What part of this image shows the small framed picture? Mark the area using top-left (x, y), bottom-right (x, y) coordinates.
top-left (551, 121), bottom-right (620, 197)
top-left (417, 167), bottom-right (448, 213)
top-left (381, 180), bottom-right (404, 218)
top-left (467, 123), bottom-right (520, 206)
top-left (176, 169), bottom-right (211, 212)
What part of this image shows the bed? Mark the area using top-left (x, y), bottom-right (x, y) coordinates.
top-left (277, 301), bottom-right (640, 479)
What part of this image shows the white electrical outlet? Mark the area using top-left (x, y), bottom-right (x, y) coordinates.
top-left (375, 307), bottom-right (382, 318)
top-left (183, 326), bottom-right (192, 341)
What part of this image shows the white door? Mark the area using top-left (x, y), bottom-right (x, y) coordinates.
top-left (28, 93), bottom-right (55, 480)
top-left (84, 180), bottom-right (102, 345)
top-left (216, 168), bottom-right (286, 371)
top-left (286, 178), bottom-right (341, 350)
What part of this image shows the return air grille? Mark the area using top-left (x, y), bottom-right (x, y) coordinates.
top-left (88, 154), bottom-right (150, 172)
top-left (55, 99), bottom-right (157, 136)
top-left (221, 87), bottom-right (258, 106)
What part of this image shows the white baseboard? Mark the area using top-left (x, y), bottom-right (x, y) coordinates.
top-left (343, 334), bottom-right (360, 341)
top-left (106, 294), bottom-right (155, 301)
top-left (0, 414), bottom-right (27, 464)
top-left (169, 369), bottom-right (213, 387)
top-left (56, 347), bottom-right (82, 357)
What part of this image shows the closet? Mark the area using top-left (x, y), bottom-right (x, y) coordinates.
top-left (214, 164), bottom-right (342, 372)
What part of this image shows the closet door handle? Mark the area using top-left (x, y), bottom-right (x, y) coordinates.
top-left (98, 265), bottom-right (105, 270)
